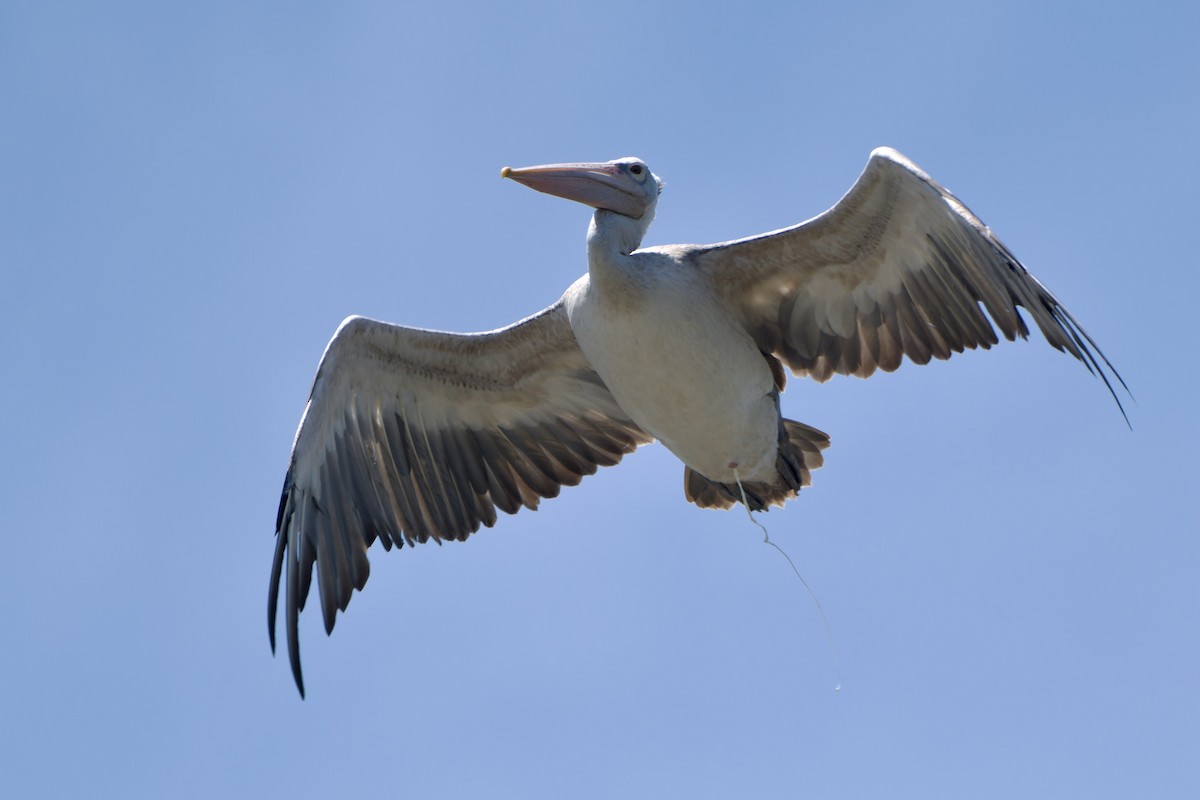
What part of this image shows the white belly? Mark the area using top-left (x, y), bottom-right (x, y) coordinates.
top-left (564, 273), bottom-right (780, 483)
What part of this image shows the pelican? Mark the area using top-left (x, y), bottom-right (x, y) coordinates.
top-left (269, 148), bottom-right (1126, 695)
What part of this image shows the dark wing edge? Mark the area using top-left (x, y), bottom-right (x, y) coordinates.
top-left (268, 300), bottom-right (650, 696)
top-left (689, 147), bottom-right (1130, 421)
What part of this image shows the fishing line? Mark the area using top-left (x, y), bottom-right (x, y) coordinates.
top-left (732, 467), bottom-right (842, 692)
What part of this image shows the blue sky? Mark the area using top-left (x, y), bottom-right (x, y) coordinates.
top-left (3, 1), bottom-right (1197, 797)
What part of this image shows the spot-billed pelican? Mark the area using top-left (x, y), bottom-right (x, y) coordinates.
top-left (269, 148), bottom-right (1126, 695)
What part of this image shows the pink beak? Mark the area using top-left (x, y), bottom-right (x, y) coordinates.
top-left (501, 162), bottom-right (647, 219)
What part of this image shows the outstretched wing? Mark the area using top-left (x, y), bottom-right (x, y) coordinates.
top-left (687, 148), bottom-right (1126, 412)
top-left (269, 299), bottom-right (650, 695)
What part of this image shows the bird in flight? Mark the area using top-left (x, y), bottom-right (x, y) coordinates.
top-left (269, 148), bottom-right (1126, 696)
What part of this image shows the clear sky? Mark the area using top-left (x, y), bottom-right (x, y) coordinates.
top-left (2, 2), bottom-right (1197, 798)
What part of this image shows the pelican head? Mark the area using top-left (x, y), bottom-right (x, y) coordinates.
top-left (501, 157), bottom-right (662, 221)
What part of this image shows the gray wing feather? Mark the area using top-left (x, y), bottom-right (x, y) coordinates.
top-left (269, 299), bottom-right (650, 696)
top-left (687, 148), bottom-right (1127, 412)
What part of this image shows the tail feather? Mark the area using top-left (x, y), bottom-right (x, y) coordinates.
top-left (779, 419), bottom-right (830, 489)
top-left (683, 418), bottom-right (830, 511)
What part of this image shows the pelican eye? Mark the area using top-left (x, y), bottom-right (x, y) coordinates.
top-left (629, 163), bottom-right (645, 176)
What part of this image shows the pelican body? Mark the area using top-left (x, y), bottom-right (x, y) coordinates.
top-left (566, 260), bottom-right (783, 487)
top-left (270, 150), bottom-right (1126, 695)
